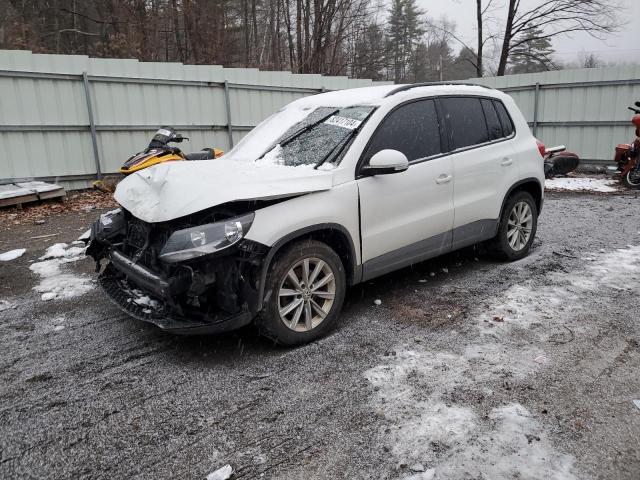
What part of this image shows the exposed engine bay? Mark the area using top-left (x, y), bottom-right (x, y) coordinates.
top-left (86, 204), bottom-right (271, 334)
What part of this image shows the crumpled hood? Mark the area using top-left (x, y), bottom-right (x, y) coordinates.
top-left (114, 160), bottom-right (334, 223)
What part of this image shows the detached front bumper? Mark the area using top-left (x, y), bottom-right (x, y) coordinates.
top-left (98, 251), bottom-right (254, 335)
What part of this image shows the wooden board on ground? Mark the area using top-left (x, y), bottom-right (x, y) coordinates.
top-left (0, 181), bottom-right (66, 208)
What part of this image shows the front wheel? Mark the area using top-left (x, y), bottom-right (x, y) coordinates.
top-left (622, 169), bottom-right (640, 189)
top-left (256, 239), bottom-right (346, 346)
top-left (487, 191), bottom-right (538, 261)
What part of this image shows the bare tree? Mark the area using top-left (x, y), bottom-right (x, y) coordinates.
top-left (475, 0), bottom-right (498, 77)
top-left (578, 51), bottom-right (600, 68)
top-left (496, 0), bottom-right (622, 76)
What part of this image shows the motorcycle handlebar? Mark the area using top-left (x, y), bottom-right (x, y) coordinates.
top-left (628, 106), bottom-right (640, 114)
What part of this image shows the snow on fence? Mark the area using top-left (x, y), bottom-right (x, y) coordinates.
top-left (0, 50), bottom-right (389, 190)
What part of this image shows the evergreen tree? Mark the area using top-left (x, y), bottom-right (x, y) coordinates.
top-left (353, 22), bottom-right (386, 80)
top-left (386, 0), bottom-right (424, 82)
top-left (508, 27), bottom-right (556, 74)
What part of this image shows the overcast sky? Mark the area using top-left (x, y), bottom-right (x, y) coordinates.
top-left (417, 0), bottom-right (639, 67)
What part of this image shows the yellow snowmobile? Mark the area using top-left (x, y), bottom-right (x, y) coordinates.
top-left (120, 126), bottom-right (223, 175)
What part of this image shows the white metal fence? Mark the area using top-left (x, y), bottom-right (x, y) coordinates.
top-left (471, 66), bottom-right (640, 167)
top-left (2, 50), bottom-right (640, 190)
top-left (0, 50), bottom-right (389, 189)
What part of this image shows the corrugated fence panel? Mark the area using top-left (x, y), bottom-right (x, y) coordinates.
top-left (4, 49), bottom-right (640, 188)
top-left (472, 67), bottom-right (640, 163)
top-left (0, 50), bottom-right (391, 188)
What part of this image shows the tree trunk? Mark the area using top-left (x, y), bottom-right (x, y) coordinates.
top-left (283, 0), bottom-right (296, 71)
top-left (497, 0), bottom-right (517, 76)
top-left (296, 0), bottom-right (303, 72)
top-left (476, 0), bottom-right (483, 77)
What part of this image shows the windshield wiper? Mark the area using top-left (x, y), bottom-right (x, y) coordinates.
top-left (278, 108), bottom-right (339, 147)
top-left (257, 108), bottom-right (340, 160)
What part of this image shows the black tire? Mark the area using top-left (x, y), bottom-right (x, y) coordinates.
top-left (622, 170), bottom-right (640, 189)
top-left (256, 239), bottom-right (346, 346)
top-left (487, 191), bottom-right (538, 261)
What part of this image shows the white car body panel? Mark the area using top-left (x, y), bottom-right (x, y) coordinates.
top-left (358, 156), bottom-right (454, 262)
top-left (450, 139), bottom-right (515, 228)
top-left (245, 181), bottom-right (361, 264)
top-left (114, 159), bottom-right (334, 223)
top-left (504, 95), bottom-right (545, 190)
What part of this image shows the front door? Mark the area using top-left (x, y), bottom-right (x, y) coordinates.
top-left (357, 99), bottom-right (455, 280)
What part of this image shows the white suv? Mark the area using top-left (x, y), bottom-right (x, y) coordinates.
top-left (87, 83), bottom-right (544, 345)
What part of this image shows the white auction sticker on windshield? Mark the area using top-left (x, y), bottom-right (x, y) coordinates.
top-left (324, 115), bottom-right (362, 130)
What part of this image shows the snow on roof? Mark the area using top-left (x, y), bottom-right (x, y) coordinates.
top-left (290, 83), bottom-right (499, 109)
top-left (290, 84), bottom-right (399, 108)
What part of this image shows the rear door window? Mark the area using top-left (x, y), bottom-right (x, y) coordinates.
top-left (363, 99), bottom-right (442, 163)
top-left (440, 97), bottom-right (490, 150)
top-left (481, 98), bottom-right (503, 140)
top-left (493, 100), bottom-right (515, 137)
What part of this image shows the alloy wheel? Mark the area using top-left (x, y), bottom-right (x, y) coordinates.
top-left (278, 257), bottom-right (336, 332)
top-left (507, 201), bottom-right (533, 252)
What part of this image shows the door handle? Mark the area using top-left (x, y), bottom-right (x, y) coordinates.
top-left (436, 174), bottom-right (453, 184)
top-left (501, 157), bottom-right (513, 167)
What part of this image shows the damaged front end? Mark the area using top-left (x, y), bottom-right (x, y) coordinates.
top-left (86, 207), bottom-right (267, 334)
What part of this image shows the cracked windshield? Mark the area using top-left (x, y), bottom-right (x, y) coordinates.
top-left (261, 106), bottom-right (375, 167)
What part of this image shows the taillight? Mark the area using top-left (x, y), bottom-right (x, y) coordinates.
top-left (536, 139), bottom-right (546, 157)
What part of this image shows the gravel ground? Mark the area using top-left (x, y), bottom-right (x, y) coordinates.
top-left (1, 191), bottom-right (639, 480)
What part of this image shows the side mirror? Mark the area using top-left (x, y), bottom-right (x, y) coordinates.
top-left (361, 149), bottom-right (409, 176)
top-left (635, 101), bottom-right (640, 108)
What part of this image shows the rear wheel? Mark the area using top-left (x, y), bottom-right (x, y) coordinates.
top-left (487, 191), bottom-right (538, 261)
top-left (257, 240), bottom-right (346, 346)
top-left (622, 169), bottom-right (640, 189)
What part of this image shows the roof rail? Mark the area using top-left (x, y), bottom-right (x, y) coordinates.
top-left (383, 81), bottom-right (494, 97)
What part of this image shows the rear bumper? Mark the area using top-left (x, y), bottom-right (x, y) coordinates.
top-left (99, 252), bottom-right (254, 335)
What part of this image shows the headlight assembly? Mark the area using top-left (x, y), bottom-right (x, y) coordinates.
top-left (93, 208), bottom-right (125, 241)
top-left (158, 212), bottom-right (255, 263)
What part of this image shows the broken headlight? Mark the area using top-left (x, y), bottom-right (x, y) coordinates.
top-left (158, 212), bottom-right (255, 263)
top-left (92, 208), bottom-right (125, 241)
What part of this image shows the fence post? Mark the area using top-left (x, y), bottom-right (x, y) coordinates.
top-left (223, 80), bottom-right (234, 149)
top-left (82, 71), bottom-right (102, 179)
top-left (532, 82), bottom-right (540, 137)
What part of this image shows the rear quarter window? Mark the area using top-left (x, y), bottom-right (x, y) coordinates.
top-left (481, 98), bottom-right (503, 140)
top-left (493, 100), bottom-right (515, 137)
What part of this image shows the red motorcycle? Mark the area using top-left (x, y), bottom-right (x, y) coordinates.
top-left (614, 102), bottom-right (640, 189)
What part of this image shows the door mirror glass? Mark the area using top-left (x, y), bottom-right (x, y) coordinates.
top-left (361, 149), bottom-right (409, 176)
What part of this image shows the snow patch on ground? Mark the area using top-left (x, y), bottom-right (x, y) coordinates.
top-left (0, 299), bottom-right (17, 312)
top-left (39, 242), bottom-right (85, 260)
top-left (365, 246), bottom-right (640, 479)
top-left (206, 464), bottom-right (233, 480)
top-left (478, 245), bottom-right (640, 333)
top-left (435, 403), bottom-right (576, 480)
top-left (366, 349), bottom-right (576, 479)
top-left (0, 248), bottom-right (26, 261)
top-left (545, 176), bottom-right (617, 193)
top-left (29, 243), bottom-right (93, 301)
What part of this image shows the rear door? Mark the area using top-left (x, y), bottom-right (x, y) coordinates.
top-left (439, 96), bottom-right (518, 248)
top-left (357, 99), bottom-right (454, 280)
